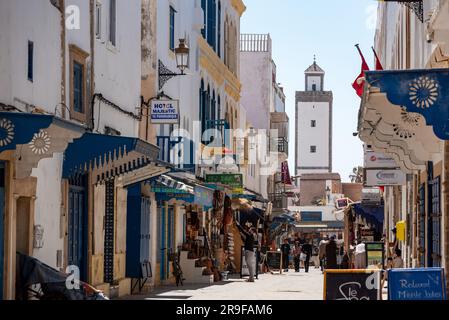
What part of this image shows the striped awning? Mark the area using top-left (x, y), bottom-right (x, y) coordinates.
top-left (150, 174), bottom-right (194, 194)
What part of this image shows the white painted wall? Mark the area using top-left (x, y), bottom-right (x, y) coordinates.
top-left (240, 51), bottom-right (272, 130)
top-left (92, 0), bottom-right (142, 137)
top-left (32, 153), bottom-right (64, 268)
top-left (306, 75), bottom-right (321, 91)
top-left (297, 101), bottom-right (330, 172)
top-left (0, 0), bottom-right (61, 112)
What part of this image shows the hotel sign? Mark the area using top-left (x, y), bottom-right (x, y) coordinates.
top-left (150, 100), bottom-right (179, 124)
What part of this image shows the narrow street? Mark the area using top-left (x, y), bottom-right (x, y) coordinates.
top-left (122, 269), bottom-right (324, 300)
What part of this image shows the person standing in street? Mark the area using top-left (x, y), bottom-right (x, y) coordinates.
top-left (241, 226), bottom-right (257, 282)
top-left (281, 239), bottom-right (291, 272)
top-left (293, 241), bottom-right (301, 272)
top-left (325, 236), bottom-right (338, 269)
top-left (301, 240), bottom-right (313, 273)
top-left (354, 240), bottom-right (367, 269)
top-left (393, 248), bottom-right (404, 268)
top-left (318, 238), bottom-right (328, 272)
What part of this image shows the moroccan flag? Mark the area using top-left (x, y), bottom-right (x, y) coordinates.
top-left (372, 46), bottom-right (384, 70)
top-left (352, 44), bottom-right (370, 97)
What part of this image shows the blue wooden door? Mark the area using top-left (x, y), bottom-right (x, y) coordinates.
top-left (430, 177), bottom-right (441, 267)
top-left (0, 161), bottom-right (5, 300)
top-left (68, 182), bottom-right (87, 281)
top-left (158, 206), bottom-right (167, 280)
top-left (140, 197), bottom-right (151, 264)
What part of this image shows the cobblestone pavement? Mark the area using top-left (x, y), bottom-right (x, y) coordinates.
top-left (121, 267), bottom-right (325, 300)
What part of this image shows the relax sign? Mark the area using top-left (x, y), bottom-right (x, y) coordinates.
top-left (388, 268), bottom-right (447, 300)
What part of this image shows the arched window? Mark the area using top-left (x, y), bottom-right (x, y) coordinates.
top-left (201, 0), bottom-right (206, 39)
top-left (211, 90), bottom-right (216, 123)
top-left (207, 0), bottom-right (217, 49)
top-left (217, 95), bottom-right (221, 121)
top-left (224, 18), bottom-right (229, 65)
top-left (217, 2), bottom-right (221, 58)
top-left (200, 79), bottom-right (205, 123)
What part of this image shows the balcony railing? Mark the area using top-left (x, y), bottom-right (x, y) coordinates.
top-left (276, 137), bottom-right (288, 156)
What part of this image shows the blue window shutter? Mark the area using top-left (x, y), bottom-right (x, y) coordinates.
top-left (217, 2), bottom-right (221, 57)
top-left (201, 0), bottom-right (206, 39)
top-left (207, 0), bottom-right (216, 49)
top-left (169, 6), bottom-right (175, 50)
top-left (73, 62), bottom-right (84, 113)
top-left (28, 41), bottom-right (34, 82)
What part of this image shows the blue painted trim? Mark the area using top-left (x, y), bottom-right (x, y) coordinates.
top-left (0, 112), bottom-right (54, 153)
top-left (365, 69), bottom-right (449, 140)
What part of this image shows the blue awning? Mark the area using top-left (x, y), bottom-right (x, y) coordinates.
top-left (365, 69), bottom-right (449, 140)
top-left (352, 203), bottom-right (384, 231)
top-left (63, 133), bottom-right (160, 180)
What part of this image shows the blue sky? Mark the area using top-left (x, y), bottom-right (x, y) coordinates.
top-left (240, 0), bottom-right (377, 182)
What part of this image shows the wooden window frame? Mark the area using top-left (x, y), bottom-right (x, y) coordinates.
top-left (69, 44), bottom-right (89, 123)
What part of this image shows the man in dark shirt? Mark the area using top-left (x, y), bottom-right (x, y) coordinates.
top-left (301, 240), bottom-right (313, 273)
top-left (280, 239), bottom-right (291, 272)
top-left (241, 226), bottom-right (256, 282)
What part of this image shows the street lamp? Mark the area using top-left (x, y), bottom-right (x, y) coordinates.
top-left (158, 39), bottom-right (190, 90)
top-left (174, 39), bottom-right (189, 75)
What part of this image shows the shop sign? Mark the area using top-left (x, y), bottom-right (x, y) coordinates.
top-left (360, 229), bottom-right (375, 242)
top-left (364, 242), bottom-right (384, 267)
top-left (194, 186), bottom-right (214, 209)
top-left (324, 270), bottom-right (382, 300)
top-left (150, 100), bottom-right (179, 124)
top-left (364, 152), bottom-right (397, 169)
top-left (365, 169), bottom-right (406, 186)
top-left (388, 268), bottom-right (447, 300)
top-left (152, 187), bottom-right (190, 194)
top-left (155, 192), bottom-right (194, 203)
top-left (205, 174), bottom-right (243, 189)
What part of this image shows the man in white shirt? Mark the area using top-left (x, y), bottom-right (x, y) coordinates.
top-left (393, 249), bottom-right (404, 268)
top-left (354, 240), bottom-right (366, 269)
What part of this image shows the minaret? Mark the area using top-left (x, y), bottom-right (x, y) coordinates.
top-left (295, 58), bottom-right (333, 177)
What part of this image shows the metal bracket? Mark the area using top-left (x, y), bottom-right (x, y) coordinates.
top-left (159, 60), bottom-right (180, 91)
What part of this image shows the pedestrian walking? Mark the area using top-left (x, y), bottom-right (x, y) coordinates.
top-left (241, 226), bottom-right (257, 282)
top-left (301, 240), bottom-right (313, 273)
top-left (293, 242), bottom-right (301, 272)
top-left (281, 239), bottom-right (291, 272)
top-left (325, 236), bottom-right (338, 269)
top-left (318, 238), bottom-right (328, 272)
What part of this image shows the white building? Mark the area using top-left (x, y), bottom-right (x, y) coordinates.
top-left (240, 34), bottom-right (290, 207)
top-left (295, 60), bottom-right (333, 176)
top-left (0, 0), bottom-right (164, 299)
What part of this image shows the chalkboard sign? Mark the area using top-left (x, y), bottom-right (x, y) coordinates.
top-left (240, 246), bottom-right (259, 279)
top-left (388, 268), bottom-right (447, 300)
top-left (324, 270), bottom-right (382, 300)
top-left (266, 251), bottom-right (282, 271)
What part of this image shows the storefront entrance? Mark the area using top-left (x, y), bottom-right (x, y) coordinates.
top-left (157, 205), bottom-right (175, 281)
top-left (68, 176), bottom-right (88, 282)
top-left (104, 180), bottom-right (115, 284)
top-left (418, 184), bottom-right (426, 267)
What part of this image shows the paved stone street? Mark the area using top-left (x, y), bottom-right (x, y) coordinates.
top-left (122, 268), bottom-right (324, 300)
